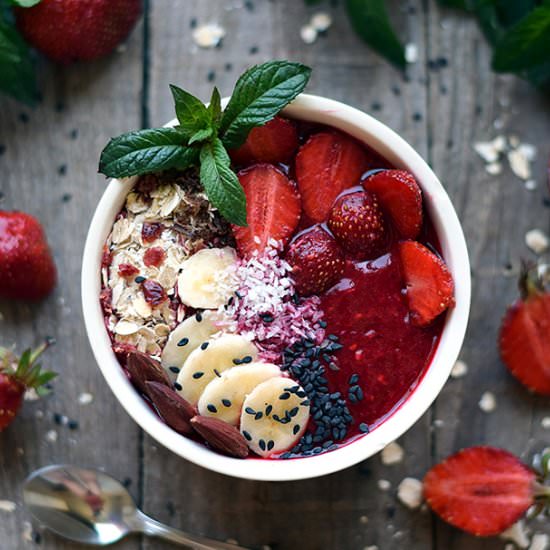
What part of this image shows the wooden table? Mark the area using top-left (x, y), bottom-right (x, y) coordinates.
top-left (1, 1), bottom-right (549, 549)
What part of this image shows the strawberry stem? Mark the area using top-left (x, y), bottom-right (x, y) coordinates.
top-left (533, 482), bottom-right (550, 499)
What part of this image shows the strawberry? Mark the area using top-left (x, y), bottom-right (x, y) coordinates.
top-left (423, 446), bottom-right (549, 536)
top-left (327, 190), bottom-right (387, 259)
top-left (0, 341), bottom-right (56, 431)
top-left (362, 169), bottom-right (423, 239)
top-left (499, 264), bottom-right (550, 395)
top-left (229, 116), bottom-right (299, 166)
top-left (15, 0), bottom-right (142, 64)
top-left (232, 164), bottom-right (301, 257)
top-left (398, 240), bottom-right (454, 326)
top-left (285, 226), bottom-right (345, 296)
top-left (295, 132), bottom-right (369, 223)
top-left (0, 211), bottom-right (57, 301)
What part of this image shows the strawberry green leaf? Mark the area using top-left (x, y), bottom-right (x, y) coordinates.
top-left (208, 86), bottom-right (222, 129)
top-left (345, 0), bottom-right (406, 69)
top-left (492, 6), bottom-right (550, 72)
top-left (188, 127), bottom-right (213, 145)
top-left (220, 60), bottom-right (311, 149)
top-left (99, 128), bottom-right (199, 178)
top-left (0, 20), bottom-right (38, 104)
top-left (169, 84), bottom-right (211, 138)
top-left (200, 138), bottom-right (247, 226)
top-left (9, 0), bottom-right (41, 6)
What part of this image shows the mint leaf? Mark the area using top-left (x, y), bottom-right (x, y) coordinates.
top-left (9, 0), bottom-right (41, 6)
top-left (99, 127), bottom-right (199, 178)
top-left (200, 138), bottom-right (247, 226)
top-left (492, 6), bottom-right (550, 72)
top-left (220, 60), bottom-right (311, 149)
top-left (0, 20), bottom-right (37, 104)
top-left (188, 127), bottom-right (213, 145)
top-left (345, 0), bottom-right (406, 69)
top-left (208, 86), bottom-right (222, 129)
top-left (169, 84), bottom-right (210, 137)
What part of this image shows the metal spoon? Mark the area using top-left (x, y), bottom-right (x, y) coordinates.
top-left (23, 465), bottom-right (249, 549)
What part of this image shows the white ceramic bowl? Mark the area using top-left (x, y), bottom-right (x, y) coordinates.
top-left (82, 94), bottom-right (471, 481)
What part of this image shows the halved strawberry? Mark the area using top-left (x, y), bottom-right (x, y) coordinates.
top-left (362, 169), bottom-right (423, 239)
top-left (295, 132), bottom-right (369, 223)
top-left (499, 264), bottom-right (550, 395)
top-left (398, 240), bottom-right (454, 326)
top-left (327, 190), bottom-right (387, 260)
top-left (423, 446), bottom-right (539, 536)
top-left (232, 164), bottom-right (301, 257)
top-left (285, 226), bottom-right (345, 296)
top-left (229, 116), bottom-right (298, 166)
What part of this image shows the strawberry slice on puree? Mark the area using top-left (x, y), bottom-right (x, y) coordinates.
top-left (232, 164), bottom-right (301, 257)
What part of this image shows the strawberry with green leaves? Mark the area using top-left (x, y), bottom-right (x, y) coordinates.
top-left (0, 340), bottom-right (56, 431)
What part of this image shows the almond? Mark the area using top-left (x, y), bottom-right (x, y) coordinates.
top-left (190, 415), bottom-right (249, 459)
top-left (146, 381), bottom-right (195, 435)
top-left (126, 351), bottom-right (171, 395)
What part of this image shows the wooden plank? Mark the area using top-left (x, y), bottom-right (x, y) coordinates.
top-left (144, 2), bottom-right (434, 549)
top-left (0, 23), bottom-right (144, 550)
top-left (426, 1), bottom-right (550, 548)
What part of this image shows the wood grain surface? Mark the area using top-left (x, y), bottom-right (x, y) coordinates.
top-left (0, 1), bottom-right (548, 549)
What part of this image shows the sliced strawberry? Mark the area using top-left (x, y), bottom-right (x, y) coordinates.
top-left (424, 446), bottom-right (537, 536)
top-left (327, 190), bottom-right (387, 259)
top-left (499, 266), bottom-right (550, 395)
top-left (285, 226), bottom-right (345, 296)
top-left (295, 132), bottom-right (369, 223)
top-left (232, 164), bottom-right (301, 257)
top-left (398, 240), bottom-right (454, 326)
top-left (362, 169), bottom-right (423, 239)
top-left (229, 116), bottom-right (299, 166)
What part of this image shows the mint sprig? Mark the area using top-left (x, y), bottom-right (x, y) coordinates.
top-left (98, 60), bottom-right (312, 226)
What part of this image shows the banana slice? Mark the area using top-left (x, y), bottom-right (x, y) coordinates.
top-left (176, 333), bottom-right (258, 405)
top-left (161, 311), bottom-right (228, 380)
top-left (197, 363), bottom-right (281, 426)
top-left (240, 377), bottom-right (310, 457)
top-left (177, 247), bottom-right (238, 309)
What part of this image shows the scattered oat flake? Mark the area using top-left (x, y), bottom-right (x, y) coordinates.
top-left (21, 521), bottom-right (33, 542)
top-left (381, 442), bottom-right (404, 465)
top-left (192, 23), bottom-right (225, 48)
top-left (397, 477), bottom-right (423, 509)
top-left (45, 429), bottom-right (58, 443)
top-left (300, 24), bottom-right (317, 44)
top-left (485, 162), bottom-right (502, 175)
top-left (500, 520), bottom-right (530, 549)
top-left (508, 148), bottom-right (532, 180)
top-left (433, 419), bottom-right (444, 427)
top-left (364, 546), bottom-right (379, 550)
top-left (359, 515), bottom-right (369, 524)
top-left (525, 229), bottom-right (549, 255)
top-left (474, 137), bottom-right (505, 164)
top-left (405, 43), bottom-right (418, 63)
top-left (525, 180), bottom-right (538, 191)
top-left (0, 500), bottom-right (16, 513)
top-left (541, 417), bottom-right (550, 429)
top-left (377, 479), bottom-right (391, 491)
top-left (479, 391), bottom-right (496, 412)
top-left (451, 359), bottom-right (468, 378)
top-left (310, 12), bottom-right (332, 32)
top-left (78, 392), bottom-right (94, 405)
top-left (24, 387), bottom-right (39, 401)
top-left (530, 534), bottom-right (549, 550)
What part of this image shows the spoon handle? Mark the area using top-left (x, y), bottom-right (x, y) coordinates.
top-left (133, 510), bottom-right (251, 550)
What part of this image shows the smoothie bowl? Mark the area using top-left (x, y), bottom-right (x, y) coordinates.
top-left (82, 61), bottom-right (470, 481)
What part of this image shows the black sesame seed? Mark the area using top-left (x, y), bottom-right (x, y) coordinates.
top-left (68, 420), bottom-right (79, 430)
top-left (289, 407), bottom-right (299, 417)
top-left (207, 70), bottom-right (216, 82)
top-left (200, 342), bottom-right (209, 350)
top-left (272, 414), bottom-right (280, 422)
top-left (174, 382), bottom-right (183, 391)
top-left (243, 430), bottom-right (252, 441)
top-left (319, 320), bottom-right (327, 328)
top-left (245, 407), bottom-right (256, 415)
top-left (192, 372), bottom-right (204, 379)
top-left (232, 358), bottom-right (242, 365)
top-left (255, 411), bottom-right (263, 420)
top-left (300, 400), bottom-right (310, 407)
top-left (267, 440), bottom-right (274, 450)
top-left (235, 290), bottom-right (242, 299)
top-left (190, 17), bottom-right (197, 28)
top-left (135, 276), bottom-right (146, 283)
top-left (222, 399), bottom-right (231, 407)
top-left (265, 404), bottom-right (273, 415)
top-left (207, 404), bottom-right (217, 413)
top-left (328, 334), bottom-right (339, 341)
top-left (293, 424), bottom-right (300, 435)
top-left (359, 423), bottom-right (369, 433)
top-left (349, 374), bottom-right (359, 385)
top-left (259, 439), bottom-right (266, 451)
top-left (177, 337), bottom-right (189, 347)
top-left (195, 312), bottom-right (203, 322)
top-left (279, 392), bottom-right (290, 400)
top-left (58, 164), bottom-right (67, 176)
top-left (61, 193), bottom-right (72, 203)
top-left (169, 366), bottom-right (180, 374)
top-left (260, 313), bottom-right (274, 323)
top-left (249, 45), bottom-right (259, 55)
top-left (241, 356), bottom-right (253, 364)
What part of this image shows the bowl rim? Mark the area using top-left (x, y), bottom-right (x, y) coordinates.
top-left (82, 93), bottom-right (471, 481)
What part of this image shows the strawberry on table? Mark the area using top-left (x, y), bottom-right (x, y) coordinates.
top-left (0, 341), bottom-right (56, 431)
top-left (15, 0), bottom-right (142, 64)
top-left (296, 132), bottom-right (369, 223)
top-left (423, 446), bottom-right (549, 536)
top-left (499, 264), bottom-right (550, 395)
top-left (327, 190), bottom-right (387, 260)
top-left (229, 116), bottom-right (299, 166)
top-left (362, 169), bottom-right (423, 239)
top-left (398, 240), bottom-right (454, 326)
top-left (0, 211), bottom-right (57, 301)
top-left (285, 226), bottom-right (345, 296)
top-left (232, 164), bottom-right (301, 257)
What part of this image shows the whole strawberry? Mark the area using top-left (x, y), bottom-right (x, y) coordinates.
top-left (15, 0), bottom-right (142, 64)
top-left (0, 211), bottom-right (57, 300)
top-left (424, 446), bottom-right (549, 537)
top-left (0, 341), bottom-right (56, 431)
top-left (327, 191), bottom-right (387, 260)
top-left (285, 226), bottom-right (345, 296)
top-left (499, 263), bottom-right (550, 395)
